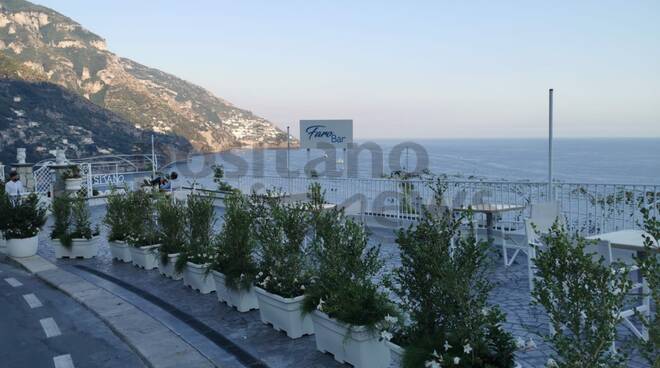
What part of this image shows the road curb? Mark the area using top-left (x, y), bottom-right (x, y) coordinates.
top-left (7, 254), bottom-right (217, 368)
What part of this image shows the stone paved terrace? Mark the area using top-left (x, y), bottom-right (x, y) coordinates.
top-left (34, 206), bottom-right (652, 368)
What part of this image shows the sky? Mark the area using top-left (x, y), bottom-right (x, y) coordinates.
top-left (35, 0), bottom-right (660, 139)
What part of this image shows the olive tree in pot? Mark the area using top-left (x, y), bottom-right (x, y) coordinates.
top-left (252, 190), bottom-right (314, 338)
top-left (125, 190), bottom-right (161, 270)
top-left (156, 197), bottom-right (187, 280)
top-left (0, 192), bottom-right (47, 258)
top-left (302, 207), bottom-right (395, 368)
top-left (62, 166), bottom-right (83, 192)
top-left (51, 194), bottom-right (100, 259)
top-left (176, 194), bottom-right (216, 293)
top-left (211, 191), bottom-right (258, 311)
top-left (386, 180), bottom-right (517, 368)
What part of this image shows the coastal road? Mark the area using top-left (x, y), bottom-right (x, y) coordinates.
top-left (0, 258), bottom-right (145, 368)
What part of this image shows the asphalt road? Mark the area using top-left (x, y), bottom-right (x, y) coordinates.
top-left (0, 258), bottom-right (145, 368)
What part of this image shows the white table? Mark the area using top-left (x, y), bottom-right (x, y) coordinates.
top-left (587, 229), bottom-right (657, 340)
top-left (587, 230), bottom-right (658, 254)
top-left (453, 204), bottom-right (525, 239)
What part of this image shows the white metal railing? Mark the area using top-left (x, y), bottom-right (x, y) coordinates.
top-left (212, 175), bottom-right (659, 235)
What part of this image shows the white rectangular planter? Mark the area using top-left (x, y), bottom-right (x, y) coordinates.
top-left (7, 235), bottom-right (39, 258)
top-left (311, 310), bottom-right (390, 368)
top-left (386, 341), bottom-right (404, 368)
top-left (158, 253), bottom-right (183, 280)
top-left (183, 262), bottom-right (215, 294)
top-left (55, 236), bottom-right (99, 259)
top-left (254, 286), bottom-right (313, 338)
top-left (212, 271), bottom-right (258, 312)
top-left (108, 240), bottom-right (131, 262)
top-left (129, 244), bottom-right (161, 270)
top-left (0, 232), bottom-right (6, 254)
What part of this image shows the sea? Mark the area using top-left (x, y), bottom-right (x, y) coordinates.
top-left (170, 138), bottom-right (660, 186)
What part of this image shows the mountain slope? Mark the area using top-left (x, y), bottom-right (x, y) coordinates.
top-left (0, 0), bottom-right (292, 153)
top-left (0, 70), bottom-right (193, 165)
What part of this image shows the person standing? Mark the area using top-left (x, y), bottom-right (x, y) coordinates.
top-left (5, 171), bottom-right (24, 197)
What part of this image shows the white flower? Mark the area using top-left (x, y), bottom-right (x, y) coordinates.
top-left (257, 271), bottom-right (263, 277)
top-left (463, 343), bottom-right (472, 354)
top-left (432, 349), bottom-right (441, 358)
top-left (546, 358), bottom-right (558, 367)
top-left (300, 285), bottom-right (306, 291)
top-left (481, 307), bottom-right (490, 316)
top-left (515, 337), bottom-right (526, 349)
top-left (443, 341), bottom-right (452, 351)
top-left (384, 315), bottom-right (398, 324)
top-left (380, 331), bottom-right (393, 341)
top-left (425, 360), bottom-right (441, 368)
top-left (317, 298), bottom-right (325, 311)
top-left (453, 357), bottom-right (460, 365)
top-left (525, 338), bottom-right (536, 350)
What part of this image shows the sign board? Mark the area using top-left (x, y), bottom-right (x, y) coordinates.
top-left (299, 120), bottom-right (353, 149)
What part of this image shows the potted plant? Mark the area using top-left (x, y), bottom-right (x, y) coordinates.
top-left (252, 190), bottom-right (314, 338)
top-left (388, 180), bottom-right (517, 368)
top-left (62, 165), bottom-right (83, 191)
top-left (125, 190), bottom-right (161, 269)
top-left (157, 197), bottom-right (187, 280)
top-left (176, 194), bottom-right (216, 293)
top-left (302, 207), bottom-right (395, 368)
top-left (0, 193), bottom-right (47, 258)
top-left (51, 194), bottom-right (100, 259)
top-left (104, 188), bottom-right (132, 262)
top-left (211, 191), bottom-right (259, 311)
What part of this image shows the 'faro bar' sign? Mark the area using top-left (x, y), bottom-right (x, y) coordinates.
top-left (299, 120), bottom-right (353, 149)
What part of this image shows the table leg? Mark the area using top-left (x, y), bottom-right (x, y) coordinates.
top-left (486, 213), bottom-right (493, 240)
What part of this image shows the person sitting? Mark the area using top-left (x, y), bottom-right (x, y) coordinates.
top-left (149, 172), bottom-right (178, 191)
top-left (5, 171), bottom-right (24, 197)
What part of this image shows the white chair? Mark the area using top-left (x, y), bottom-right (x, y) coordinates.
top-left (500, 202), bottom-right (561, 267)
top-left (590, 240), bottom-right (650, 343)
top-left (525, 202), bottom-right (564, 288)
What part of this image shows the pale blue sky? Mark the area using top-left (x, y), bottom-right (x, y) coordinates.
top-left (36, 0), bottom-right (660, 139)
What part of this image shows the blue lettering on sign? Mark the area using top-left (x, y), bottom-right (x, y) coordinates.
top-left (305, 125), bottom-right (346, 144)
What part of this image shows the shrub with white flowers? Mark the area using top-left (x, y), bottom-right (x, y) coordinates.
top-left (635, 200), bottom-right (659, 366)
top-left (211, 191), bottom-right (257, 291)
top-left (103, 187), bottom-right (131, 242)
top-left (391, 179), bottom-right (517, 368)
top-left (175, 194), bottom-right (216, 272)
top-left (252, 190), bottom-right (311, 298)
top-left (124, 189), bottom-right (161, 247)
top-left (302, 205), bottom-right (396, 331)
top-left (52, 193), bottom-right (99, 248)
top-left (156, 197), bottom-right (187, 264)
top-left (532, 222), bottom-right (632, 368)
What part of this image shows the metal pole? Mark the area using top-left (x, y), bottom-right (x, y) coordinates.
top-left (286, 126), bottom-right (290, 178)
top-left (548, 89), bottom-right (554, 200)
top-left (287, 126), bottom-right (291, 193)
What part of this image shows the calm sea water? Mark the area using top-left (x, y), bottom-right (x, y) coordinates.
top-left (174, 138), bottom-right (660, 186)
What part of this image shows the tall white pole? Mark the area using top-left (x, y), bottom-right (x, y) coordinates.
top-left (548, 89), bottom-right (554, 200)
top-left (286, 126), bottom-right (291, 195)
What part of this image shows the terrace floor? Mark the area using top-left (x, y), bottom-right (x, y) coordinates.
top-left (34, 206), bottom-right (652, 368)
